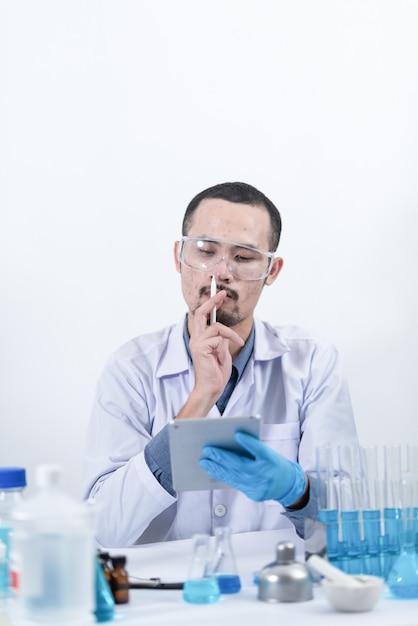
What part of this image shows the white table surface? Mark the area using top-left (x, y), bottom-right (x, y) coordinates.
top-left (107, 529), bottom-right (418, 626)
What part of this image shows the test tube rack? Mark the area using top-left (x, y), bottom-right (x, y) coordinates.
top-left (315, 444), bottom-right (418, 580)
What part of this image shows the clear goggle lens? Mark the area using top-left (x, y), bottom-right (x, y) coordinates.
top-left (179, 237), bottom-right (274, 281)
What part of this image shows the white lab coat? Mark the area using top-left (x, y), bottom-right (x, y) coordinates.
top-left (83, 316), bottom-right (358, 547)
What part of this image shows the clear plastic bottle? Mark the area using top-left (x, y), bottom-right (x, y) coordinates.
top-left (0, 467), bottom-right (26, 597)
top-left (10, 464), bottom-right (95, 625)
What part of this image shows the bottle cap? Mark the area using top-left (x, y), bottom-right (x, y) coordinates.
top-left (111, 556), bottom-right (127, 567)
top-left (0, 467), bottom-right (26, 489)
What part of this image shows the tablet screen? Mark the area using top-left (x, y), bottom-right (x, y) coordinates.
top-left (168, 415), bottom-right (261, 492)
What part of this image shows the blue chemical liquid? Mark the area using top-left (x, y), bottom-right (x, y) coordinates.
top-left (387, 546), bottom-right (418, 599)
top-left (0, 558), bottom-right (9, 596)
top-left (216, 574), bottom-right (241, 594)
top-left (389, 584), bottom-right (418, 599)
top-left (182, 578), bottom-right (220, 604)
top-left (0, 528), bottom-right (11, 596)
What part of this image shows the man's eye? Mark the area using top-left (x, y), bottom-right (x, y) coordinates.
top-left (198, 248), bottom-right (216, 256)
top-left (235, 255), bottom-right (253, 263)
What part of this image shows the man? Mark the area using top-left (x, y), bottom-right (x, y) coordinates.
top-left (83, 182), bottom-right (358, 547)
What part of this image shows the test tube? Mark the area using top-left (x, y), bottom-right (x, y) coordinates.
top-left (406, 445), bottom-right (418, 552)
top-left (360, 446), bottom-right (382, 576)
top-left (382, 445), bottom-right (403, 578)
top-left (338, 445), bottom-right (363, 574)
top-left (316, 445), bottom-right (339, 562)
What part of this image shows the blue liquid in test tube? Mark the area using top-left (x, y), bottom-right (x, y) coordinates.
top-left (362, 509), bottom-right (382, 577)
top-left (337, 445), bottom-right (365, 574)
top-left (360, 447), bottom-right (383, 577)
top-left (340, 510), bottom-right (363, 574)
top-left (382, 506), bottom-right (403, 578)
top-left (318, 509), bottom-right (339, 561)
top-left (382, 445), bottom-right (403, 579)
top-left (316, 444), bottom-right (340, 563)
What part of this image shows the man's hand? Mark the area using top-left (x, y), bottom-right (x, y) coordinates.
top-left (199, 431), bottom-right (308, 507)
top-left (177, 290), bottom-right (244, 419)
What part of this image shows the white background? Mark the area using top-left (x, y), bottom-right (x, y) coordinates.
top-left (1, 0), bottom-right (417, 498)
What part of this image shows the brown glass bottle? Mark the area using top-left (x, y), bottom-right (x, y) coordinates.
top-left (110, 556), bottom-right (130, 604)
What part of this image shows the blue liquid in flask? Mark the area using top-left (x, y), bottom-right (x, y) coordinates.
top-left (216, 574), bottom-right (241, 594)
top-left (387, 546), bottom-right (418, 599)
top-left (182, 578), bottom-right (220, 604)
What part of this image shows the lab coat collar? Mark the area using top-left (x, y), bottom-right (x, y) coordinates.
top-left (156, 315), bottom-right (291, 378)
top-left (253, 318), bottom-right (291, 361)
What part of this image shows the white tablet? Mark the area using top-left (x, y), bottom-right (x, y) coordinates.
top-left (168, 415), bottom-right (261, 492)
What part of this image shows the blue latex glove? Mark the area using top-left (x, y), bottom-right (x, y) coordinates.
top-left (199, 431), bottom-right (307, 507)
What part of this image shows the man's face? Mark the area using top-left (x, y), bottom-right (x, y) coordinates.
top-left (174, 198), bottom-right (283, 334)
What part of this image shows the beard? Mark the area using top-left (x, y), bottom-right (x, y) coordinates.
top-left (195, 283), bottom-right (243, 328)
top-left (214, 305), bottom-right (244, 328)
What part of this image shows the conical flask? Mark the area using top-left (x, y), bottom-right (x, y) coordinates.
top-left (387, 505), bottom-right (418, 599)
top-left (207, 527), bottom-right (241, 594)
top-left (182, 534), bottom-right (220, 604)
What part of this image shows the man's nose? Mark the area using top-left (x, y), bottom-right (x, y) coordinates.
top-left (213, 257), bottom-right (233, 281)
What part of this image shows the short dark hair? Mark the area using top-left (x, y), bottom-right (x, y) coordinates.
top-left (182, 182), bottom-right (282, 251)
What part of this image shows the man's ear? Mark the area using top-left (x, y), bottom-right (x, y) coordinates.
top-left (265, 257), bottom-right (284, 286)
top-left (174, 240), bottom-right (181, 273)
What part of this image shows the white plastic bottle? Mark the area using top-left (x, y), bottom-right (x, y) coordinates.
top-left (10, 464), bottom-right (95, 625)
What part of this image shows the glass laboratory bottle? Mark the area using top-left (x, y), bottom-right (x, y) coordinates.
top-left (208, 527), bottom-right (241, 594)
top-left (10, 464), bottom-right (95, 624)
top-left (94, 556), bottom-right (115, 623)
top-left (0, 467), bottom-right (26, 597)
top-left (110, 556), bottom-right (129, 604)
top-left (182, 534), bottom-right (220, 604)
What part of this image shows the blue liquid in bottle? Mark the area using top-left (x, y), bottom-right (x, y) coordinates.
top-left (182, 578), bottom-right (220, 604)
top-left (216, 574), bottom-right (241, 594)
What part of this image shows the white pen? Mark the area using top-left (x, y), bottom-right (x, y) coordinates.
top-left (210, 275), bottom-right (216, 324)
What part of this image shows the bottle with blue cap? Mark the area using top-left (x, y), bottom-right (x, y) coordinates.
top-left (0, 467), bottom-right (26, 596)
